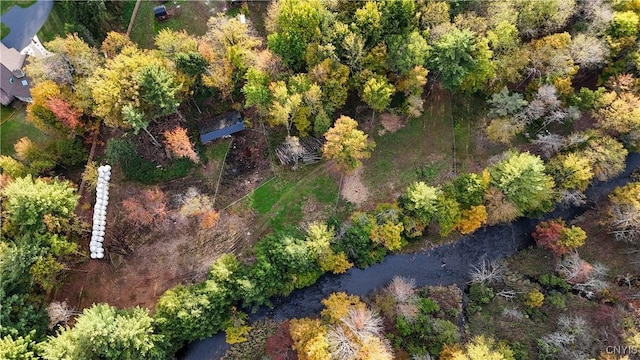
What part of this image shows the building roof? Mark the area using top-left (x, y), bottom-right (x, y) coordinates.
top-left (1, 62), bottom-right (31, 102)
top-left (198, 111), bottom-right (245, 144)
top-left (0, 41), bottom-right (26, 71)
top-left (0, 0), bottom-right (53, 51)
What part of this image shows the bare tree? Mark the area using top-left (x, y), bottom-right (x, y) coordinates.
top-left (469, 258), bottom-right (506, 284)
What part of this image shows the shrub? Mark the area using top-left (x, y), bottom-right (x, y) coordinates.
top-left (524, 289), bottom-right (544, 308)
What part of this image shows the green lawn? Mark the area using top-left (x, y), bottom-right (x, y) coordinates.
top-left (36, 1), bottom-right (65, 43)
top-left (1, 105), bottom-right (50, 156)
top-left (129, 0), bottom-right (217, 49)
top-left (248, 164), bottom-right (340, 232)
top-left (362, 89), bottom-right (497, 206)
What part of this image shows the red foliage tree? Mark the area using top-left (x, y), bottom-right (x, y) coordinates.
top-left (121, 187), bottom-right (168, 229)
top-left (265, 320), bottom-right (297, 360)
top-left (45, 97), bottom-right (82, 130)
top-left (532, 219), bottom-right (566, 256)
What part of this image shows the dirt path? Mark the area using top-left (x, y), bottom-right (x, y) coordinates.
top-left (341, 167), bottom-right (369, 206)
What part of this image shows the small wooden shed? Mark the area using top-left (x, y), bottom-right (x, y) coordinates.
top-left (198, 111), bottom-right (245, 144)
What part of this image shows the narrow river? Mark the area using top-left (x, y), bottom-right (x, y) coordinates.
top-left (181, 153), bottom-right (640, 360)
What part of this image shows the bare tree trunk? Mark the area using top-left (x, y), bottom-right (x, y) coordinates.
top-left (144, 128), bottom-right (162, 147)
top-left (372, 109), bottom-right (375, 123)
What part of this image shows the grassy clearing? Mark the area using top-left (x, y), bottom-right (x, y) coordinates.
top-left (362, 89), bottom-right (454, 205)
top-left (37, 1), bottom-right (65, 43)
top-left (129, 0), bottom-right (219, 49)
top-left (248, 164), bottom-right (340, 232)
top-left (1, 105), bottom-right (50, 156)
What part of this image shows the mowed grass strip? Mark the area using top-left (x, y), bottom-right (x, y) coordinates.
top-left (1, 105), bottom-right (50, 156)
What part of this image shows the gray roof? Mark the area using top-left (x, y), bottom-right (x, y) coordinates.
top-left (198, 111), bottom-right (245, 143)
top-left (1, 63), bottom-right (31, 102)
top-left (0, 0), bottom-right (53, 51)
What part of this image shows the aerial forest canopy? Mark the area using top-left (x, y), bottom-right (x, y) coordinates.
top-left (1, 0), bottom-right (640, 358)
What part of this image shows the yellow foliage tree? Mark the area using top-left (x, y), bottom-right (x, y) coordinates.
top-left (370, 221), bottom-right (404, 251)
top-left (323, 116), bottom-right (375, 174)
top-left (289, 318), bottom-right (330, 360)
top-left (455, 205), bottom-right (488, 234)
top-left (320, 292), bottom-right (366, 324)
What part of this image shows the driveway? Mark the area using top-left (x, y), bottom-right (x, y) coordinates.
top-left (0, 0), bottom-right (53, 50)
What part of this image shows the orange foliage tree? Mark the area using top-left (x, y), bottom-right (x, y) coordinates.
top-left (45, 98), bottom-right (82, 130)
top-left (163, 127), bottom-right (199, 163)
top-left (121, 187), bottom-right (168, 229)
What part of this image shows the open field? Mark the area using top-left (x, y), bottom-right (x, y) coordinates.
top-left (1, 105), bottom-right (50, 156)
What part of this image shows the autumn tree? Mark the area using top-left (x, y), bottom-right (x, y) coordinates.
top-left (164, 127), bottom-right (199, 163)
top-left (362, 76), bottom-right (395, 121)
top-left (578, 131), bottom-right (628, 181)
top-left (595, 90), bottom-right (640, 135)
top-left (101, 31), bottom-right (135, 59)
top-left (322, 116), bottom-right (375, 174)
top-left (489, 152), bottom-right (555, 215)
top-left (90, 46), bottom-right (164, 128)
top-left (399, 181), bottom-right (441, 225)
top-left (154, 29), bottom-right (197, 60)
top-left (532, 219), bottom-right (586, 256)
top-left (609, 182), bottom-right (640, 242)
top-left (121, 187), bottom-right (168, 230)
top-left (547, 153), bottom-right (594, 192)
top-left (309, 59), bottom-right (349, 119)
top-left (515, 0), bottom-right (576, 38)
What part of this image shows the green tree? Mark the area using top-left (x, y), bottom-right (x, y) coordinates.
top-left (362, 76), bottom-right (395, 121)
top-left (380, 0), bottom-right (416, 36)
top-left (40, 304), bottom-right (166, 360)
top-left (489, 152), bottom-right (555, 214)
top-left (137, 63), bottom-right (181, 119)
top-left (154, 281), bottom-right (231, 351)
top-left (0, 334), bottom-right (36, 360)
top-left (2, 176), bottom-right (79, 233)
top-left (400, 181), bottom-right (441, 223)
top-left (430, 27), bottom-right (474, 89)
top-left (353, 1), bottom-right (383, 48)
top-left (242, 68), bottom-right (271, 114)
top-left (322, 116), bottom-right (375, 174)
top-left (387, 31), bottom-right (430, 75)
top-left (266, 0), bottom-right (326, 71)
